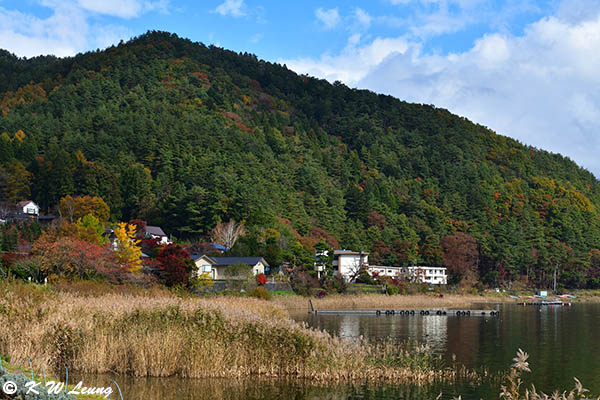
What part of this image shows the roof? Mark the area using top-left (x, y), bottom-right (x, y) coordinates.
top-left (211, 257), bottom-right (269, 268)
top-left (190, 254), bottom-right (216, 264)
top-left (334, 250), bottom-right (370, 255)
top-left (145, 225), bottom-right (166, 237)
top-left (17, 200), bottom-right (36, 207)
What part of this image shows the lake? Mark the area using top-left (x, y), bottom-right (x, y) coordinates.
top-left (86, 303), bottom-right (600, 399)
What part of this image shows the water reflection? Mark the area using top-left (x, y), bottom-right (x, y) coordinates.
top-left (77, 304), bottom-right (600, 399)
top-left (75, 374), bottom-right (450, 400)
top-left (300, 303), bottom-right (600, 396)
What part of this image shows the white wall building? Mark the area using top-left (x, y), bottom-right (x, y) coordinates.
top-left (333, 250), bottom-right (369, 281)
top-left (367, 265), bottom-right (447, 285)
top-left (369, 265), bottom-right (403, 277)
top-left (17, 200), bottom-right (39, 216)
top-left (401, 266), bottom-right (447, 285)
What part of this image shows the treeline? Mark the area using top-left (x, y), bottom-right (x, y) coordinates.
top-left (1, 31), bottom-right (600, 288)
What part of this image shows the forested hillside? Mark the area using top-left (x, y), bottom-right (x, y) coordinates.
top-left (1, 31), bottom-right (600, 288)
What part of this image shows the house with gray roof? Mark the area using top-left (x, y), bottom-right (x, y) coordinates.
top-left (190, 254), bottom-right (268, 280)
top-left (144, 225), bottom-right (170, 244)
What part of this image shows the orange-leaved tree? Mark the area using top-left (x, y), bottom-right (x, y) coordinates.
top-left (114, 222), bottom-right (142, 272)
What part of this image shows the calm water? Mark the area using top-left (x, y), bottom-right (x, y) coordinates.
top-left (88, 303), bottom-right (600, 400)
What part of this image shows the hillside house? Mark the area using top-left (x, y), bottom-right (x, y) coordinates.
top-left (17, 200), bottom-right (39, 217)
top-left (191, 254), bottom-right (217, 279)
top-left (144, 225), bottom-right (170, 244)
top-left (333, 250), bottom-right (369, 282)
top-left (191, 255), bottom-right (268, 280)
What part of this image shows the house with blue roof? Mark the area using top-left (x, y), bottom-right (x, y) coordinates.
top-left (191, 254), bottom-right (268, 280)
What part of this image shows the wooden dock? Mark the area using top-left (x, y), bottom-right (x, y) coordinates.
top-left (311, 308), bottom-right (499, 317)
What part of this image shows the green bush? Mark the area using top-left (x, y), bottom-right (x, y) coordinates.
top-left (386, 283), bottom-right (400, 295)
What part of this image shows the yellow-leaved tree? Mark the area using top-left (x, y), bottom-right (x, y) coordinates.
top-left (114, 222), bottom-right (142, 272)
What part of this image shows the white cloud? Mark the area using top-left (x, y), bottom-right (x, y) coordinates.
top-left (77, 0), bottom-right (142, 18)
top-left (249, 33), bottom-right (263, 44)
top-left (315, 7), bottom-right (340, 30)
top-left (284, 11), bottom-right (600, 176)
top-left (0, 0), bottom-right (164, 58)
top-left (354, 8), bottom-right (372, 29)
top-left (283, 36), bottom-right (409, 84)
top-left (214, 0), bottom-right (245, 18)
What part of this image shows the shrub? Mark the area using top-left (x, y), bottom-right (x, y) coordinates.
top-left (249, 286), bottom-right (271, 300)
top-left (191, 272), bottom-right (214, 292)
top-left (256, 273), bottom-right (267, 286)
top-left (386, 283), bottom-right (400, 295)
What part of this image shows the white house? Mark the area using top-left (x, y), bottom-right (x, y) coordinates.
top-left (368, 265), bottom-right (404, 277)
top-left (400, 266), bottom-right (448, 285)
top-left (333, 250), bottom-right (369, 282)
top-left (17, 200), bottom-right (39, 216)
top-left (191, 254), bottom-right (217, 279)
top-left (191, 255), bottom-right (268, 280)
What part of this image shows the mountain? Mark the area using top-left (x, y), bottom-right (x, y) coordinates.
top-left (1, 30), bottom-right (599, 288)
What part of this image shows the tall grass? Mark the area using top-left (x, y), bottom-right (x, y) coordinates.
top-left (495, 349), bottom-right (598, 400)
top-left (275, 293), bottom-right (514, 313)
top-left (0, 281), bottom-right (475, 385)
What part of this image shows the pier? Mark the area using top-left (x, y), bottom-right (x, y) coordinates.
top-left (310, 308), bottom-right (499, 317)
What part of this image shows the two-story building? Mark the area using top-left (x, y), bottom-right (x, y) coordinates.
top-left (332, 250), bottom-right (369, 282)
top-left (399, 266), bottom-right (448, 285)
top-left (367, 265), bottom-right (447, 284)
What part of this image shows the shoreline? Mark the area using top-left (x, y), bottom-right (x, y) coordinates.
top-left (273, 290), bottom-right (600, 314)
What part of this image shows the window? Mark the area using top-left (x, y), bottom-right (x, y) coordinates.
top-left (202, 265), bottom-right (212, 273)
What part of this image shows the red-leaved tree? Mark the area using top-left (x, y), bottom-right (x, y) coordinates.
top-left (156, 244), bottom-right (191, 287)
top-left (32, 232), bottom-right (127, 282)
top-left (441, 232), bottom-right (479, 286)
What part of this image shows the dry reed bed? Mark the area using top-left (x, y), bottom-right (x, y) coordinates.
top-left (275, 293), bottom-right (514, 312)
top-left (0, 282), bottom-right (476, 385)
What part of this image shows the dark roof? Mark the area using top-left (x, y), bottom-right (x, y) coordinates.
top-left (190, 254), bottom-right (216, 264)
top-left (334, 250), bottom-right (369, 255)
top-left (145, 225), bottom-right (166, 236)
top-left (211, 257), bottom-right (269, 267)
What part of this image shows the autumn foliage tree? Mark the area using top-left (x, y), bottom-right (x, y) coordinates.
top-left (156, 243), bottom-right (191, 287)
top-left (59, 195), bottom-right (110, 223)
top-left (76, 214), bottom-right (107, 244)
top-left (114, 222), bottom-right (142, 272)
top-left (441, 232), bottom-right (480, 286)
top-left (32, 232), bottom-right (126, 282)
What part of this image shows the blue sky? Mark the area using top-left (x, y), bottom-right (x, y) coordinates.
top-left (1, 0), bottom-right (600, 176)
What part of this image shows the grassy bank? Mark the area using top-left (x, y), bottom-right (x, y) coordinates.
top-left (274, 292), bottom-right (517, 313)
top-left (0, 281), bottom-right (475, 385)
